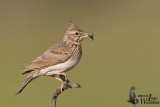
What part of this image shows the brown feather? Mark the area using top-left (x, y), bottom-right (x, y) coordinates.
top-left (16, 76), bottom-right (36, 95)
top-left (22, 42), bottom-right (77, 73)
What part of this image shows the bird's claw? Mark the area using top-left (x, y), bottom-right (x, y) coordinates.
top-left (60, 87), bottom-right (64, 93)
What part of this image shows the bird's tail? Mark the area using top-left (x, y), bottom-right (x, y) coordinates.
top-left (15, 75), bottom-right (37, 95)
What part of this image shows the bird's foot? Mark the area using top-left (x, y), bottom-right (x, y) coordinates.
top-left (60, 87), bottom-right (64, 92)
top-left (59, 75), bottom-right (68, 82)
top-left (60, 81), bottom-right (65, 92)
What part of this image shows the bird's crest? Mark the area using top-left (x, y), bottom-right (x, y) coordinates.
top-left (68, 20), bottom-right (82, 31)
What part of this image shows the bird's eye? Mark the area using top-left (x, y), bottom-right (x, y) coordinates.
top-left (75, 32), bottom-right (79, 35)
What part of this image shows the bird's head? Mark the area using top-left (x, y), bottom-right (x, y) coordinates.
top-left (63, 21), bottom-right (94, 45)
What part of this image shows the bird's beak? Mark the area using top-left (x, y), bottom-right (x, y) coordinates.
top-left (86, 33), bottom-right (94, 41)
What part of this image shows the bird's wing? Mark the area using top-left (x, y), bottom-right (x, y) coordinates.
top-left (129, 86), bottom-right (137, 100)
top-left (23, 43), bottom-right (75, 72)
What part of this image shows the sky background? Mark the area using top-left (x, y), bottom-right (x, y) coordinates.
top-left (0, 0), bottom-right (160, 107)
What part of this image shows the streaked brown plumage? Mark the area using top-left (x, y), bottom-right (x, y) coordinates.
top-left (23, 42), bottom-right (75, 72)
top-left (16, 21), bottom-right (93, 95)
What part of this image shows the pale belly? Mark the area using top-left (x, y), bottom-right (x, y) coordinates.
top-left (40, 46), bottom-right (82, 75)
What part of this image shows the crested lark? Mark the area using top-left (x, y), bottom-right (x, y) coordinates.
top-left (16, 21), bottom-right (94, 95)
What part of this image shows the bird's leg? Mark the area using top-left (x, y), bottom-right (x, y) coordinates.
top-left (51, 72), bottom-right (68, 81)
top-left (58, 72), bottom-right (68, 81)
top-left (51, 75), bottom-right (64, 92)
top-left (59, 75), bottom-right (70, 83)
top-left (59, 75), bottom-right (72, 90)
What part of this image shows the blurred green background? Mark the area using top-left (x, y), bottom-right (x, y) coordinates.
top-left (0, 0), bottom-right (160, 107)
